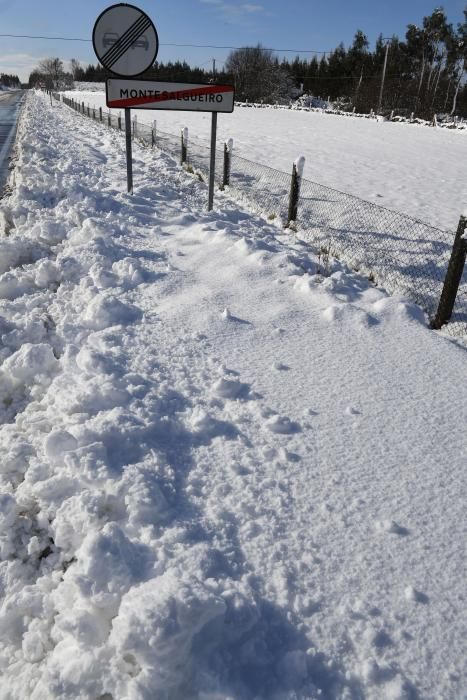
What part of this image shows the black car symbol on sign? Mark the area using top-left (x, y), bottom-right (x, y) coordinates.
top-left (132, 35), bottom-right (149, 50)
top-left (103, 32), bottom-right (119, 48)
top-left (102, 32), bottom-right (149, 51)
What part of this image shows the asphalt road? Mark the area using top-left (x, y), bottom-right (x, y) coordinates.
top-left (0, 90), bottom-right (24, 193)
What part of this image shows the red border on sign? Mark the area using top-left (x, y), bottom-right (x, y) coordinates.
top-left (108, 84), bottom-right (234, 108)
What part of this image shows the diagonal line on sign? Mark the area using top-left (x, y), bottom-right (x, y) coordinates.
top-left (105, 16), bottom-right (151, 66)
top-left (102, 15), bottom-right (151, 67)
top-left (102, 15), bottom-right (151, 66)
top-left (108, 84), bottom-right (234, 108)
top-left (101, 14), bottom-right (147, 64)
top-left (107, 17), bottom-right (151, 66)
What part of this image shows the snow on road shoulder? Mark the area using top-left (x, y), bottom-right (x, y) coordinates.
top-left (0, 92), bottom-right (466, 699)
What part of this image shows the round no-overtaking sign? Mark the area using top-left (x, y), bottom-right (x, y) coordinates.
top-left (92, 3), bottom-right (159, 78)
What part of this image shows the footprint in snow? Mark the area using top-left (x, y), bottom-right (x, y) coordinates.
top-left (266, 415), bottom-right (301, 435)
top-left (304, 408), bottom-right (318, 416)
top-left (222, 308), bottom-right (251, 324)
top-left (345, 406), bottom-right (361, 416)
top-left (375, 519), bottom-right (410, 536)
top-left (405, 586), bottom-right (429, 604)
top-left (212, 377), bottom-right (251, 400)
top-left (273, 361), bottom-right (290, 371)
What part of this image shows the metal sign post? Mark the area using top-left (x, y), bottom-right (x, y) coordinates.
top-left (124, 108), bottom-right (133, 193)
top-left (93, 6), bottom-right (235, 207)
top-left (93, 3), bottom-right (159, 194)
top-left (106, 79), bottom-right (235, 209)
top-left (208, 113), bottom-right (218, 211)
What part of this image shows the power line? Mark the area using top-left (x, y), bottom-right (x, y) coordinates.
top-left (0, 32), bottom-right (423, 81)
top-left (0, 33), bottom-right (91, 43)
top-left (288, 74), bottom-right (419, 81)
top-left (0, 33), bottom-right (331, 54)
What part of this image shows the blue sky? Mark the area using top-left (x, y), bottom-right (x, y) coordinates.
top-left (0, 0), bottom-right (465, 81)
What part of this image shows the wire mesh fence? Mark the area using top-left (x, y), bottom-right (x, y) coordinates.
top-left (59, 93), bottom-right (467, 337)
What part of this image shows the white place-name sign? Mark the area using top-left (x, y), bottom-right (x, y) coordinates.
top-left (106, 79), bottom-right (235, 112)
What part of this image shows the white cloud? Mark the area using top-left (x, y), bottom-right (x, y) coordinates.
top-left (200, 0), bottom-right (265, 24)
top-left (242, 4), bottom-right (263, 12)
top-left (0, 53), bottom-right (40, 80)
top-left (0, 52), bottom-right (93, 83)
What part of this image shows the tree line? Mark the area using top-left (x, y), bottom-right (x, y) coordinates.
top-left (282, 7), bottom-right (467, 117)
top-left (225, 7), bottom-right (467, 117)
top-left (0, 73), bottom-right (21, 88)
top-left (28, 6), bottom-right (467, 118)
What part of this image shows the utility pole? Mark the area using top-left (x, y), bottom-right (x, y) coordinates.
top-left (378, 39), bottom-right (391, 114)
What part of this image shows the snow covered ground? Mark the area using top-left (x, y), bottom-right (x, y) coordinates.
top-left (0, 91), bottom-right (466, 699)
top-left (67, 85), bottom-right (467, 231)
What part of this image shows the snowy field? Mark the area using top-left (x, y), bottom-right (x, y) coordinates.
top-left (0, 92), bottom-right (466, 698)
top-left (68, 85), bottom-right (467, 232)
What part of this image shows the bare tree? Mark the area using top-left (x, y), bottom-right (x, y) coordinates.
top-left (225, 44), bottom-right (290, 103)
top-left (36, 57), bottom-right (73, 90)
top-left (70, 58), bottom-right (81, 81)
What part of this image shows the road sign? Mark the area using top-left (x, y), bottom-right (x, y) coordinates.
top-left (106, 79), bottom-right (235, 112)
top-left (93, 3), bottom-right (159, 77)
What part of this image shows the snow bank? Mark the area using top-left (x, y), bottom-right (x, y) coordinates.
top-left (0, 92), bottom-right (466, 699)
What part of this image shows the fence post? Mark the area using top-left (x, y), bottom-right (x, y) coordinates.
top-left (181, 127), bottom-right (188, 164)
top-left (152, 119), bottom-right (156, 147)
top-left (287, 156), bottom-right (305, 227)
top-left (133, 115), bottom-right (137, 138)
top-left (99, 107), bottom-right (102, 122)
top-left (108, 111), bottom-right (111, 127)
top-left (222, 138), bottom-right (233, 189)
top-left (87, 105), bottom-right (90, 117)
top-left (431, 216), bottom-right (467, 329)
top-left (118, 113), bottom-right (122, 130)
top-left (82, 101), bottom-right (84, 114)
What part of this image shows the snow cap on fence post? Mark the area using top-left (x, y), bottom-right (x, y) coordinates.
top-left (294, 155), bottom-right (306, 179)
